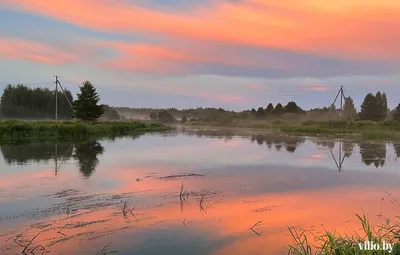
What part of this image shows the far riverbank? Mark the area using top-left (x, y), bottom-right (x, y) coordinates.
top-left (0, 120), bottom-right (172, 144)
top-left (183, 120), bottom-right (400, 141)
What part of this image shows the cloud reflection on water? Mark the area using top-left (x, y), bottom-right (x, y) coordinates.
top-left (0, 131), bottom-right (399, 254)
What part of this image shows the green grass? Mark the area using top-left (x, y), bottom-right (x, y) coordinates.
top-left (361, 130), bottom-right (399, 140)
top-left (278, 121), bottom-right (400, 140)
top-left (288, 212), bottom-right (400, 255)
top-left (185, 120), bottom-right (400, 140)
top-left (0, 120), bottom-right (172, 143)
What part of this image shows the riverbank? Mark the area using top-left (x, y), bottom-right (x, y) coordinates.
top-left (185, 120), bottom-right (400, 140)
top-left (0, 120), bottom-right (172, 143)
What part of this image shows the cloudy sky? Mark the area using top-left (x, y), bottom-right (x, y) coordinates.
top-left (0, 0), bottom-right (399, 110)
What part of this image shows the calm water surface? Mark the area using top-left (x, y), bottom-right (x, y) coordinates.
top-left (1, 129), bottom-right (400, 255)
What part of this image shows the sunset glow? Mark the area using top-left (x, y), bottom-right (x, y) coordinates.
top-left (0, 0), bottom-right (399, 109)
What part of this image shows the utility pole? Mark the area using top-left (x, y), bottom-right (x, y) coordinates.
top-left (55, 143), bottom-right (58, 175)
top-left (53, 76), bottom-right (74, 121)
top-left (330, 141), bottom-right (346, 172)
top-left (54, 76), bottom-right (59, 120)
top-left (326, 86), bottom-right (353, 121)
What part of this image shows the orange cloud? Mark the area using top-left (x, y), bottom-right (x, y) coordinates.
top-left (0, 38), bottom-right (79, 65)
top-left (4, 0), bottom-right (400, 60)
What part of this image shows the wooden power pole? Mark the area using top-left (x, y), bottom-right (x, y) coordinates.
top-left (53, 76), bottom-right (74, 121)
top-left (326, 86), bottom-right (353, 121)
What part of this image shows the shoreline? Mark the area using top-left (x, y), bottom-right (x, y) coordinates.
top-left (0, 120), bottom-right (173, 144)
top-left (183, 120), bottom-right (400, 141)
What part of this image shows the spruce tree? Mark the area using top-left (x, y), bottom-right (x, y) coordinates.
top-left (393, 103), bottom-right (400, 121)
top-left (284, 101), bottom-right (300, 114)
top-left (265, 103), bottom-right (274, 115)
top-left (375, 91), bottom-right (388, 120)
top-left (376, 91), bottom-right (383, 120)
top-left (343, 97), bottom-right (357, 120)
top-left (256, 107), bottom-right (265, 119)
top-left (73, 81), bottom-right (104, 121)
top-left (381, 92), bottom-right (388, 120)
top-left (274, 103), bottom-right (283, 116)
top-left (360, 93), bottom-right (377, 120)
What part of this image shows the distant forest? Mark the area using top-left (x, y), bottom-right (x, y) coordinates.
top-left (0, 84), bottom-right (73, 119)
top-left (0, 84), bottom-right (119, 120)
top-left (115, 92), bottom-right (400, 123)
top-left (1, 84), bottom-right (399, 123)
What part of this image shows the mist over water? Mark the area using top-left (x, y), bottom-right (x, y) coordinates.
top-left (0, 130), bottom-right (399, 255)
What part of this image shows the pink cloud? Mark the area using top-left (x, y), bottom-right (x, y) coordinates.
top-left (101, 58), bottom-right (185, 74)
top-left (95, 41), bottom-right (293, 73)
top-left (67, 78), bottom-right (86, 84)
top-left (304, 85), bottom-right (329, 92)
top-left (0, 38), bottom-right (79, 65)
top-left (3, 0), bottom-right (400, 61)
top-left (209, 93), bottom-right (250, 104)
top-left (172, 89), bottom-right (254, 104)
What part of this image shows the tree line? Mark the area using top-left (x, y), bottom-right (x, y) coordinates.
top-left (248, 101), bottom-right (305, 120)
top-left (247, 92), bottom-right (400, 121)
top-left (1, 83), bottom-right (399, 122)
top-left (346, 91), bottom-right (399, 121)
top-left (145, 91), bottom-right (400, 123)
top-left (0, 82), bottom-right (119, 121)
top-left (0, 84), bottom-right (74, 119)
top-left (360, 91), bottom-right (390, 121)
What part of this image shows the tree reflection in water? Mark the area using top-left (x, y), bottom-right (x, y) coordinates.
top-left (393, 143), bottom-right (400, 159)
top-left (73, 140), bottom-right (105, 178)
top-left (0, 142), bottom-right (73, 165)
top-left (249, 134), bottom-right (306, 153)
top-left (0, 131), bottom-right (396, 176)
top-left (359, 142), bottom-right (386, 168)
top-left (314, 139), bottom-right (389, 170)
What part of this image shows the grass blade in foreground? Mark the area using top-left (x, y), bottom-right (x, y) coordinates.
top-left (287, 212), bottom-right (400, 255)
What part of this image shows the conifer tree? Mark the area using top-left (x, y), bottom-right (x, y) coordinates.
top-left (73, 81), bottom-right (104, 121)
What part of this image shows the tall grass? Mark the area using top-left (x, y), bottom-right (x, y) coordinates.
top-left (276, 120), bottom-right (400, 140)
top-left (186, 120), bottom-right (400, 140)
top-left (0, 120), bottom-right (171, 143)
top-left (361, 130), bottom-right (398, 140)
top-left (288, 212), bottom-right (400, 255)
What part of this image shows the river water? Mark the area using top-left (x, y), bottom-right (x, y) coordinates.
top-left (0, 129), bottom-right (399, 254)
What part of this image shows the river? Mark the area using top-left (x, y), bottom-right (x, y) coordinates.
top-left (0, 129), bottom-right (399, 254)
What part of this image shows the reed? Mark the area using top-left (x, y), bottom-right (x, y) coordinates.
top-left (287, 212), bottom-right (400, 255)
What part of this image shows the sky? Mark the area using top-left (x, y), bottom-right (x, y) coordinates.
top-left (0, 0), bottom-right (400, 111)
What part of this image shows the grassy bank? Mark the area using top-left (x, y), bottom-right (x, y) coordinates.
top-left (0, 120), bottom-right (172, 143)
top-left (288, 212), bottom-right (400, 255)
top-left (185, 120), bottom-right (400, 140)
top-left (280, 120), bottom-right (400, 140)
